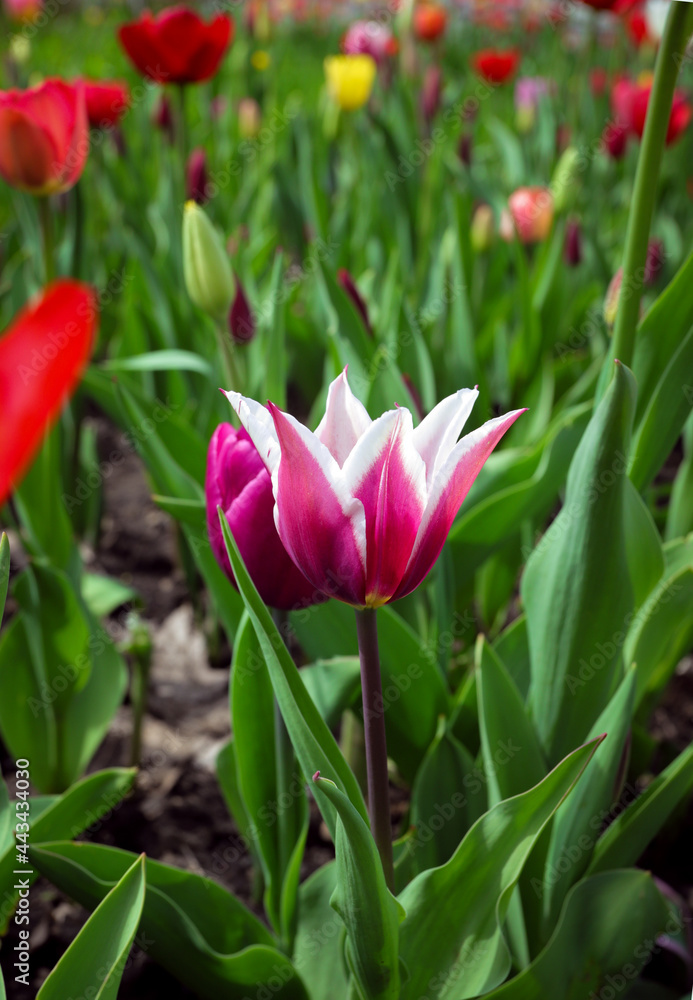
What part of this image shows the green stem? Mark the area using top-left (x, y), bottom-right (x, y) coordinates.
top-left (130, 643), bottom-right (152, 769)
top-left (606, 2), bottom-right (693, 376)
top-left (214, 321), bottom-right (243, 391)
top-left (177, 83), bottom-right (189, 183)
top-left (272, 609), bottom-right (295, 882)
top-left (355, 607), bottom-right (394, 892)
top-left (38, 196), bottom-right (55, 283)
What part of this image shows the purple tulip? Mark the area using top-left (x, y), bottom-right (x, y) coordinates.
top-left (186, 147), bottom-right (209, 204)
top-left (224, 369), bottom-right (524, 608)
top-left (337, 269), bottom-right (372, 336)
top-left (564, 218), bottom-right (582, 267)
top-left (206, 424), bottom-right (325, 610)
top-left (229, 276), bottom-right (255, 343)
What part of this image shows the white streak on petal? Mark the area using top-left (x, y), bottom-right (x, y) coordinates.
top-left (315, 368), bottom-right (372, 467)
top-left (223, 390), bottom-right (281, 476)
top-left (412, 387), bottom-right (479, 488)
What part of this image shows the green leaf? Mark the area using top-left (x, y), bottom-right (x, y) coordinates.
top-left (396, 737), bottom-right (603, 1000)
top-left (152, 494), bottom-right (206, 528)
top-left (262, 250), bottom-right (287, 411)
top-left (629, 325), bottom-right (693, 491)
top-left (623, 479), bottom-right (664, 611)
top-left (219, 511), bottom-right (368, 839)
top-left (29, 842), bottom-right (308, 1000)
top-left (0, 534), bottom-right (9, 623)
top-left (493, 616), bottom-right (531, 702)
top-left (101, 349), bottom-right (214, 376)
top-left (81, 574), bottom-right (139, 618)
top-left (37, 854), bottom-right (146, 1000)
top-left (314, 775), bottom-right (404, 1000)
top-left (522, 362), bottom-right (637, 763)
top-left (483, 871), bottom-right (669, 1000)
top-left (588, 740), bottom-right (693, 875)
top-left (299, 657), bottom-right (361, 727)
top-left (292, 862), bottom-right (349, 1000)
top-left (476, 637), bottom-right (546, 806)
top-left (0, 769), bottom-right (136, 933)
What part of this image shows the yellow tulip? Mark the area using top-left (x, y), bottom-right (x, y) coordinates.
top-left (324, 55), bottom-right (376, 111)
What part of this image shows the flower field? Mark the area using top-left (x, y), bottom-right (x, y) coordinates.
top-left (0, 0), bottom-right (693, 997)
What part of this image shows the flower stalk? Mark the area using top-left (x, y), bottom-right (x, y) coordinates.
top-left (355, 607), bottom-right (394, 892)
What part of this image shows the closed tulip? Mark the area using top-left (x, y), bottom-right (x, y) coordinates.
top-left (471, 48), bottom-right (520, 85)
top-left (413, 3), bottom-right (448, 42)
top-left (118, 5), bottom-right (233, 85)
top-left (183, 201), bottom-right (235, 320)
top-left (501, 187), bottom-right (554, 244)
top-left (206, 424), bottom-right (324, 609)
top-left (224, 369), bottom-right (523, 608)
top-left (0, 281), bottom-right (97, 506)
top-left (186, 147), bottom-right (209, 204)
top-left (0, 79), bottom-right (87, 196)
top-left (324, 55), bottom-right (376, 111)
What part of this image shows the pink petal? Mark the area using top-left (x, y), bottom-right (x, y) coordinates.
top-left (223, 390), bottom-right (281, 477)
top-left (343, 407), bottom-right (427, 606)
top-left (269, 403), bottom-right (368, 605)
top-left (314, 368), bottom-right (371, 467)
top-left (412, 387), bottom-right (479, 487)
top-left (393, 408), bottom-right (526, 600)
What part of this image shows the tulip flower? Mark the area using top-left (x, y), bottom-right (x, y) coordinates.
top-left (183, 201), bottom-right (235, 320)
top-left (501, 187), bottom-right (554, 244)
top-left (471, 49), bottom-right (520, 85)
top-left (470, 204), bottom-right (495, 253)
top-left (611, 77), bottom-right (692, 146)
top-left (342, 20), bottom-right (397, 64)
top-left (0, 79), bottom-right (87, 196)
top-left (118, 5), bottom-right (233, 85)
top-left (238, 97), bottom-right (261, 138)
top-left (83, 79), bottom-right (130, 130)
top-left (228, 278), bottom-right (255, 344)
top-left (324, 55), bottom-right (376, 112)
top-left (223, 369), bottom-right (524, 609)
top-left (564, 218), bottom-right (583, 267)
top-left (186, 147), bottom-right (209, 204)
top-left (412, 3), bottom-right (447, 42)
top-left (421, 65), bottom-right (442, 126)
top-left (206, 425), bottom-right (323, 609)
top-left (0, 281), bottom-right (97, 507)
top-left (3, 0), bottom-right (42, 21)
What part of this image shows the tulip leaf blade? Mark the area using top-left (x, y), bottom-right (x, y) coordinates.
top-left (481, 871), bottom-right (668, 1000)
top-left (0, 534), bottom-right (9, 623)
top-left (36, 853), bottom-right (146, 1000)
top-left (313, 775), bottom-right (405, 1000)
top-left (28, 841), bottom-right (308, 1000)
top-left (396, 736), bottom-right (603, 1000)
top-left (292, 862), bottom-right (349, 1000)
top-left (219, 510), bottom-right (369, 838)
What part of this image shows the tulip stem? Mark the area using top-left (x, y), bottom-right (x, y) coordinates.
top-left (39, 196), bottom-right (55, 284)
top-left (605, 1), bottom-right (693, 379)
top-left (355, 607), bottom-right (394, 892)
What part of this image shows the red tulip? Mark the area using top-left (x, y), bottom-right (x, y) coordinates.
top-left (601, 120), bottom-right (629, 159)
top-left (612, 77), bottom-right (691, 146)
top-left (501, 187), bottom-right (554, 244)
top-left (83, 79), bottom-right (130, 130)
top-left (0, 79), bottom-right (87, 196)
top-left (471, 49), bottom-right (520, 86)
top-left (0, 281), bottom-right (97, 507)
top-left (118, 5), bottom-right (234, 85)
top-left (590, 68), bottom-right (608, 98)
top-left (413, 3), bottom-right (447, 42)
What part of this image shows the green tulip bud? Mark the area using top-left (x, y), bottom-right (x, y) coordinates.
top-left (550, 146), bottom-right (581, 214)
top-left (183, 201), bottom-right (235, 320)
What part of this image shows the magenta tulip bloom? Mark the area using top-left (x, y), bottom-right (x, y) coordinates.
top-left (224, 370), bottom-right (524, 609)
top-left (206, 424), bottom-right (323, 610)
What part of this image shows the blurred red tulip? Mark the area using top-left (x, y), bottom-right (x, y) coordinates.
top-left (601, 119), bottom-right (629, 159)
top-left (152, 93), bottom-right (175, 142)
top-left (501, 187), bottom-right (554, 244)
top-left (564, 218), bottom-right (583, 267)
top-left (3, 0), bottom-right (42, 21)
top-left (612, 77), bottom-right (691, 146)
top-left (413, 3), bottom-right (447, 42)
top-left (83, 79), bottom-right (130, 130)
top-left (0, 79), bottom-right (87, 195)
top-left (228, 277), bottom-right (255, 344)
top-left (590, 68), bottom-right (608, 97)
top-left (0, 281), bottom-right (97, 507)
top-left (471, 49), bottom-right (520, 85)
top-left (118, 5), bottom-right (234, 85)
top-left (186, 147), bottom-right (209, 204)
top-left (625, 10), bottom-right (651, 47)
top-left (421, 65), bottom-right (442, 125)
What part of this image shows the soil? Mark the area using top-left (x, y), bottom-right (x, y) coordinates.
top-left (1, 416), bottom-right (692, 998)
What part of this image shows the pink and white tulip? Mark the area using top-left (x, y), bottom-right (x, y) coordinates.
top-left (223, 370), bottom-right (524, 609)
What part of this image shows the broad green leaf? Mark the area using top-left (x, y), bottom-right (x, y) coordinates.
top-left (541, 670), bottom-right (635, 931)
top-left (314, 775), bottom-right (404, 1000)
top-left (37, 854), bottom-right (146, 1000)
top-left (81, 574), bottom-right (139, 619)
top-left (12, 427), bottom-right (73, 569)
top-left (588, 741), bottom-right (693, 875)
top-left (409, 717), bottom-right (478, 872)
top-left (29, 842), bottom-right (308, 1000)
top-left (0, 769), bottom-right (135, 933)
top-left (0, 534), bottom-right (8, 622)
top-left (290, 599), bottom-right (449, 782)
top-left (484, 871), bottom-right (669, 999)
top-left (216, 739), bottom-right (255, 854)
top-left (476, 637), bottom-right (545, 806)
top-left (299, 658), bottom-right (361, 726)
top-left (152, 494), bottom-right (206, 527)
top-left (101, 349), bottom-right (214, 376)
top-left (629, 325), bottom-right (693, 491)
top-left (666, 441), bottom-right (693, 540)
top-left (397, 737), bottom-right (603, 1000)
top-left (493, 616), bottom-right (531, 702)
top-left (623, 479), bottom-right (664, 611)
top-left (292, 862), bottom-right (349, 1000)
top-left (522, 362), bottom-right (636, 763)
top-left (220, 512), bottom-right (368, 839)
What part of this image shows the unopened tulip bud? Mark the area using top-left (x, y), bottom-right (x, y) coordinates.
top-left (337, 268), bottom-right (372, 336)
top-left (551, 146), bottom-right (580, 213)
top-left (421, 65), bottom-right (442, 125)
top-left (183, 201), bottom-right (235, 320)
top-left (564, 218), bottom-right (582, 267)
top-left (458, 132), bottom-right (472, 167)
top-left (238, 97), bottom-right (261, 138)
top-left (153, 94), bottom-right (175, 143)
top-left (186, 147), bottom-right (209, 204)
top-left (644, 239), bottom-right (664, 286)
top-left (471, 204), bottom-right (495, 253)
top-left (229, 277), bottom-right (255, 343)
top-left (503, 187), bottom-right (554, 244)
